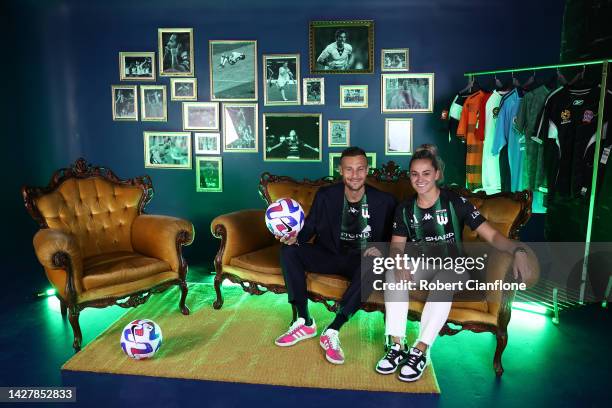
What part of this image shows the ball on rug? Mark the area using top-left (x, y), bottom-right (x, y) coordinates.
top-left (120, 319), bottom-right (163, 360)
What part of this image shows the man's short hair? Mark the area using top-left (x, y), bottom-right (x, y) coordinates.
top-left (335, 29), bottom-right (348, 39)
top-left (340, 146), bottom-right (367, 163)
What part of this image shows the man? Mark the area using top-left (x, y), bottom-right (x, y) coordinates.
top-left (219, 51), bottom-right (246, 68)
top-left (317, 29), bottom-right (353, 70)
top-left (275, 147), bottom-right (396, 364)
top-left (276, 61), bottom-right (294, 101)
top-left (266, 130), bottom-right (318, 160)
top-left (163, 34), bottom-right (190, 72)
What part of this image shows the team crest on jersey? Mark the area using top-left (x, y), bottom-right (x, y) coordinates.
top-left (572, 99), bottom-right (584, 106)
top-left (493, 107), bottom-right (500, 118)
top-left (561, 109), bottom-right (571, 124)
top-left (435, 209), bottom-right (448, 225)
top-left (422, 213), bottom-right (433, 221)
top-left (361, 204), bottom-right (370, 219)
top-left (582, 110), bottom-right (594, 124)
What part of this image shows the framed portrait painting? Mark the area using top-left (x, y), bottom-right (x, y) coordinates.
top-left (196, 157), bottom-right (223, 192)
top-left (111, 85), bottom-right (137, 121)
top-left (209, 40), bottom-right (257, 101)
top-left (309, 20), bottom-right (374, 74)
top-left (263, 113), bottom-right (321, 162)
top-left (119, 52), bottom-right (155, 81)
top-left (158, 28), bottom-right (194, 77)
top-left (143, 131), bottom-right (191, 169)
top-left (381, 73), bottom-right (434, 113)
top-left (263, 54), bottom-right (300, 106)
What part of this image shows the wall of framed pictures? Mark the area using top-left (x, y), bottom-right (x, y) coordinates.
top-left (9, 0), bottom-right (565, 267)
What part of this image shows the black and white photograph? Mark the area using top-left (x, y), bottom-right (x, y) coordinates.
top-left (158, 28), bottom-right (194, 77)
top-left (328, 120), bottom-right (350, 147)
top-left (209, 40), bottom-right (257, 101)
top-left (111, 85), bottom-right (137, 121)
top-left (170, 78), bottom-right (197, 101)
top-left (340, 85), bottom-right (368, 108)
top-left (385, 118), bottom-right (413, 155)
top-left (196, 157), bottom-right (223, 192)
top-left (381, 73), bottom-right (434, 113)
top-left (194, 132), bottom-right (220, 155)
top-left (381, 49), bottom-right (409, 72)
top-left (223, 103), bottom-right (257, 152)
top-left (264, 113), bottom-right (321, 162)
top-left (329, 152), bottom-right (376, 178)
top-left (303, 78), bottom-right (325, 105)
top-left (140, 85), bottom-right (167, 121)
top-left (264, 54), bottom-right (300, 106)
top-left (119, 52), bottom-right (155, 81)
top-left (309, 20), bottom-right (374, 74)
top-left (143, 132), bottom-right (192, 169)
top-left (182, 102), bottom-right (219, 131)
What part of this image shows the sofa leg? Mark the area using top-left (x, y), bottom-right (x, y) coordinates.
top-left (494, 329), bottom-right (508, 376)
top-left (58, 296), bottom-right (67, 318)
top-left (68, 307), bottom-right (82, 352)
top-left (213, 273), bottom-right (224, 309)
top-left (179, 281), bottom-right (190, 315)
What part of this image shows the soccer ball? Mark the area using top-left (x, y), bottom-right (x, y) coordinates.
top-left (265, 198), bottom-right (305, 238)
top-left (120, 319), bottom-right (163, 360)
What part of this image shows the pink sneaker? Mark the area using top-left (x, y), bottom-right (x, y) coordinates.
top-left (274, 318), bottom-right (317, 347)
top-left (319, 328), bottom-right (345, 364)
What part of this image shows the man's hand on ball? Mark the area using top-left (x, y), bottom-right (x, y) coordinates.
top-left (279, 233), bottom-right (298, 245)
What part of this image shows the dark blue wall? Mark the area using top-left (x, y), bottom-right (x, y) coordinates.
top-left (7, 0), bottom-right (564, 293)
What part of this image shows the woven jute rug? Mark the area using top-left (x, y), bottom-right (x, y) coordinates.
top-left (62, 284), bottom-right (439, 394)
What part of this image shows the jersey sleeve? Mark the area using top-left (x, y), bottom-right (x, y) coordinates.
top-left (318, 45), bottom-right (331, 61)
top-left (392, 203), bottom-right (409, 237)
top-left (454, 194), bottom-right (486, 231)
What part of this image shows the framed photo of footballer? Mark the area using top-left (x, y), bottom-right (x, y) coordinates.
top-left (140, 85), bottom-right (167, 122)
top-left (381, 73), bottom-right (434, 113)
top-left (303, 78), bottom-right (325, 105)
top-left (143, 131), bottom-right (192, 169)
top-left (328, 120), bottom-right (350, 147)
top-left (194, 133), bottom-right (220, 155)
top-left (111, 85), bottom-right (138, 121)
top-left (170, 78), bottom-right (197, 101)
top-left (263, 54), bottom-right (300, 106)
top-left (223, 103), bottom-right (258, 152)
top-left (340, 85), bottom-right (368, 108)
top-left (385, 118), bottom-right (413, 155)
top-left (329, 152), bottom-right (376, 178)
top-left (309, 20), bottom-right (374, 74)
top-left (209, 40), bottom-right (257, 101)
top-left (196, 157), bottom-right (223, 192)
top-left (158, 28), bottom-right (194, 77)
top-left (381, 49), bottom-right (409, 72)
top-left (119, 52), bottom-right (155, 81)
top-left (263, 113), bottom-right (321, 162)
top-left (182, 102), bottom-right (219, 131)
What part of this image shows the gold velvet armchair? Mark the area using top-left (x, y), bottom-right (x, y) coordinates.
top-left (23, 158), bottom-right (194, 351)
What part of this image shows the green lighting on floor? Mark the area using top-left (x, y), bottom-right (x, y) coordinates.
top-left (46, 288), bottom-right (56, 296)
top-left (512, 302), bottom-right (549, 315)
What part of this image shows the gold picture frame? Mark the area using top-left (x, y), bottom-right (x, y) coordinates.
top-left (170, 78), bottom-right (197, 101)
top-left (340, 85), bottom-right (368, 108)
top-left (381, 73), bottom-right (435, 113)
top-left (385, 118), bottom-right (413, 155)
top-left (182, 102), bottom-right (219, 131)
top-left (328, 120), bottom-right (350, 147)
top-left (209, 40), bottom-right (258, 101)
top-left (158, 28), bottom-right (194, 77)
top-left (143, 131), bottom-right (192, 169)
top-left (222, 103), bottom-right (258, 153)
top-left (111, 85), bottom-right (138, 121)
top-left (140, 85), bottom-right (167, 122)
top-left (119, 52), bottom-right (155, 81)
top-left (263, 54), bottom-right (301, 106)
top-left (380, 48), bottom-right (409, 72)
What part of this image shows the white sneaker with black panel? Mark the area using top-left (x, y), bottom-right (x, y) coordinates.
top-left (398, 347), bottom-right (428, 382)
top-left (375, 343), bottom-right (409, 374)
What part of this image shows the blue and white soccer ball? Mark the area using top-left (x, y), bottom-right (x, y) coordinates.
top-left (265, 198), bottom-right (305, 238)
top-left (120, 319), bottom-right (163, 360)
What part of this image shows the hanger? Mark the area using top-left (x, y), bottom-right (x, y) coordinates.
top-left (522, 70), bottom-right (536, 90)
top-left (556, 67), bottom-right (568, 86)
top-left (458, 75), bottom-right (480, 95)
top-left (512, 72), bottom-right (521, 88)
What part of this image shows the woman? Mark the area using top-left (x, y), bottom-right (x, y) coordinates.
top-left (375, 144), bottom-right (533, 382)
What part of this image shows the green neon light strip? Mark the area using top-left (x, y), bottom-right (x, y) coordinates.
top-left (464, 58), bottom-right (612, 76)
top-left (512, 302), bottom-right (549, 315)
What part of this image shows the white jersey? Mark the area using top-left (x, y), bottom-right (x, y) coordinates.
top-left (277, 66), bottom-right (292, 87)
top-left (481, 90), bottom-right (503, 194)
top-left (318, 42), bottom-right (353, 70)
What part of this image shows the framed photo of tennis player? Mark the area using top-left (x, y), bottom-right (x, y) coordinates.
top-left (263, 113), bottom-right (321, 162)
top-left (209, 40), bottom-right (257, 101)
top-left (223, 103), bottom-right (258, 152)
top-left (309, 20), bottom-right (374, 74)
top-left (144, 131), bottom-right (192, 169)
top-left (381, 73), bottom-right (434, 113)
top-left (170, 78), bottom-right (197, 101)
top-left (158, 28), bottom-right (194, 77)
top-left (196, 157), bottom-right (223, 192)
top-left (328, 120), bottom-right (350, 147)
top-left (263, 54), bottom-right (300, 106)
top-left (303, 78), bottom-right (325, 105)
top-left (119, 52), bottom-right (155, 81)
top-left (385, 118), bottom-right (413, 155)
top-left (381, 49), bottom-right (409, 72)
top-left (329, 152), bottom-right (376, 178)
top-left (111, 85), bottom-right (138, 121)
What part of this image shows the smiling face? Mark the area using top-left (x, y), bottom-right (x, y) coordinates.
top-left (340, 154), bottom-right (368, 192)
top-left (409, 158), bottom-right (440, 196)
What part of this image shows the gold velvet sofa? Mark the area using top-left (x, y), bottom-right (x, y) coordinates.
top-left (211, 162), bottom-right (539, 375)
top-left (23, 158), bottom-right (194, 351)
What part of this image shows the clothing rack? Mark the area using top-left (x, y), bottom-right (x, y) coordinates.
top-left (463, 58), bottom-right (611, 308)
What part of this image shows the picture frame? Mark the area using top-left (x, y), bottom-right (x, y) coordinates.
top-left (140, 85), bottom-right (167, 122)
top-left (194, 132), bottom-right (221, 155)
top-left (143, 131), bottom-right (192, 169)
top-left (170, 78), bottom-right (197, 101)
top-left (309, 20), bottom-right (374, 74)
top-left (119, 52), bottom-right (155, 81)
top-left (340, 85), bottom-right (368, 108)
top-left (182, 102), bottom-right (219, 131)
top-left (158, 28), bottom-right (194, 77)
top-left (263, 54), bottom-right (300, 106)
top-left (385, 118), bottom-right (413, 155)
top-left (303, 78), bottom-right (325, 105)
top-left (328, 120), bottom-right (350, 147)
top-left (209, 40), bottom-right (258, 101)
top-left (111, 85), bottom-right (138, 121)
top-left (381, 73), bottom-right (435, 113)
top-left (381, 48), bottom-right (409, 72)
top-left (223, 103), bottom-right (258, 152)
top-left (263, 113), bottom-right (322, 162)
top-left (329, 152), bottom-right (376, 178)
top-left (196, 157), bottom-right (223, 192)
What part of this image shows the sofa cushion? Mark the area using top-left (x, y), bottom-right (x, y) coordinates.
top-left (230, 245), bottom-right (282, 275)
top-left (82, 251), bottom-right (171, 291)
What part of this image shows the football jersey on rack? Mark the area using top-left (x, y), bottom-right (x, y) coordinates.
top-left (481, 91), bottom-right (505, 194)
top-left (492, 89), bottom-right (524, 191)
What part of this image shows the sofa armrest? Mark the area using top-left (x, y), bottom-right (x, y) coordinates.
top-left (211, 209), bottom-right (276, 266)
top-left (33, 229), bottom-right (84, 298)
top-left (132, 214), bottom-right (194, 273)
